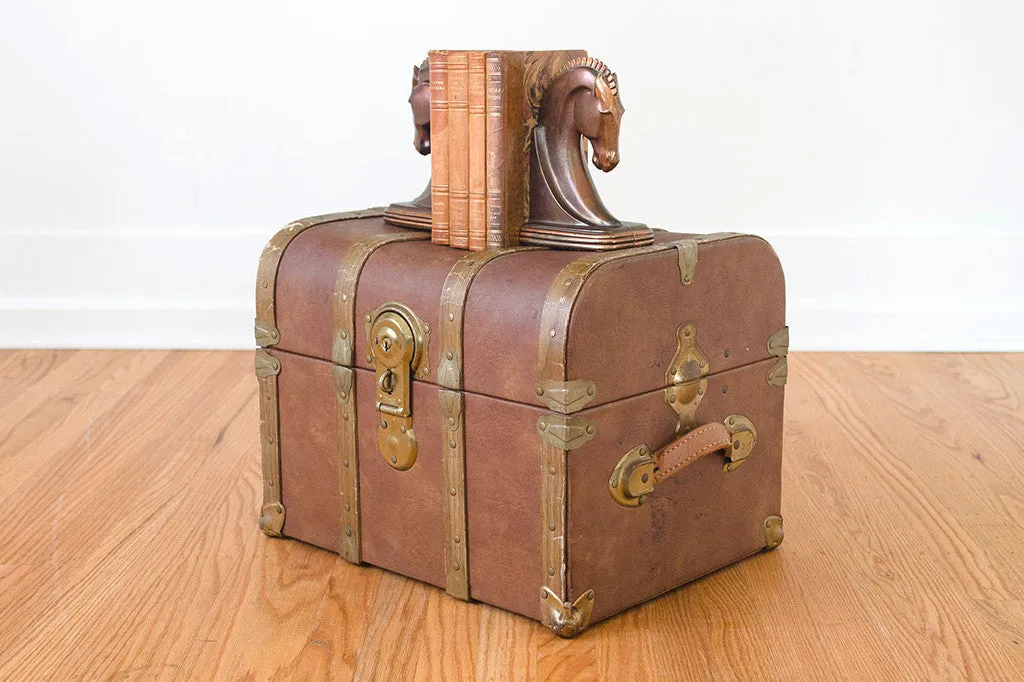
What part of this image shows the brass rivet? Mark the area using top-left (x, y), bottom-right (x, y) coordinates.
top-left (366, 355), bottom-right (373, 364)
top-left (340, 392), bottom-right (347, 400)
top-left (684, 274), bottom-right (692, 283)
top-left (448, 417), bottom-right (455, 426)
top-left (400, 426), bottom-right (407, 433)
top-left (697, 385), bottom-right (705, 395)
top-left (549, 466), bottom-right (556, 475)
top-left (448, 312), bottom-right (455, 321)
top-left (340, 331), bottom-right (347, 339)
top-left (728, 416), bottom-right (736, 426)
top-left (424, 323), bottom-right (430, 333)
top-left (721, 386), bottom-right (728, 394)
top-left (564, 278), bottom-right (573, 286)
top-left (449, 440), bottom-right (457, 449)
top-left (587, 592), bottom-right (594, 601)
top-left (734, 440), bottom-right (741, 450)
top-left (262, 281), bottom-right (269, 288)
top-left (609, 477), bottom-right (617, 486)
top-left (380, 420), bottom-right (387, 429)
top-left (446, 350), bottom-right (455, 360)
top-left (341, 294), bottom-right (348, 302)
top-left (345, 526), bottom-right (353, 537)
top-left (586, 424), bottom-right (595, 434)
top-left (391, 455), bottom-right (398, 464)
top-left (539, 421), bottom-right (547, 430)
top-left (454, 536), bottom-right (460, 544)
top-left (549, 329), bottom-right (556, 338)
top-left (342, 412), bottom-right (349, 421)
top-left (724, 348), bottom-right (730, 357)
top-left (343, 459), bottom-right (350, 467)
top-left (669, 367), bottom-right (676, 375)
top-left (541, 590), bottom-right (549, 599)
top-left (453, 563), bottom-right (460, 571)
top-left (587, 386), bottom-right (595, 395)
top-left (548, 522), bottom-right (555, 531)
top-left (684, 327), bottom-right (692, 337)
top-left (365, 314), bottom-right (371, 323)
top-left (535, 387), bottom-right (545, 396)
top-left (344, 503), bottom-right (351, 511)
top-left (450, 487), bottom-right (457, 496)
top-left (669, 394), bottom-right (677, 404)
top-left (548, 567), bottom-right (555, 576)
top-left (423, 368), bottom-right (430, 376)
top-left (639, 446), bottom-right (648, 456)
top-left (641, 473), bottom-right (649, 483)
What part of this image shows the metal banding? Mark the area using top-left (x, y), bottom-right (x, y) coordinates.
top-left (255, 207), bottom-right (385, 347)
top-left (535, 237), bottom-right (729, 613)
top-left (334, 365), bottom-right (360, 563)
top-left (436, 247), bottom-right (539, 601)
top-left (255, 349), bottom-right (284, 536)
top-left (331, 230), bottom-right (431, 564)
top-left (332, 232), bottom-right (431, 366)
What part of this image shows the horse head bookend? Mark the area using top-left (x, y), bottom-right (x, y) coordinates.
top-left (520, 57), bottom-right (653, 250)
top-left (384, 58), bottom-right (432, 230)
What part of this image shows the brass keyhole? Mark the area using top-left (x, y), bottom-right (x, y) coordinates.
top-left (379, 369), bottom-right (397, 394)
top-left (380, 336), bottom-right (392, 352)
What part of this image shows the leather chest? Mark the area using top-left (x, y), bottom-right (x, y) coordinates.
top-left (254, 208), bottom-right (788, 637)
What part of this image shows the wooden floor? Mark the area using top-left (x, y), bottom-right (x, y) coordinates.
top-left (0, 351), bottom-right (1022, 680)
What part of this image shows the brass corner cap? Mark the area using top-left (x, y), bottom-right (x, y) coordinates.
top-left (764, 515), bottom-right (784, 549)
top-left (541, 587), bottom-right (595, 638)
top-left (259, 502), bottom-right (285, 537)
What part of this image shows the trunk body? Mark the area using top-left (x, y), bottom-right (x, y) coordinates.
top-left (255, 209), bottom-right (788, 635)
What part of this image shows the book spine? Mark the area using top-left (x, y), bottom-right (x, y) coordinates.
top-left (501, 53), bottom-right (528, 248)
top-left (467, 51), bottom-right (487, 251)
top-left (429, 50), bottom-right (450, 245)
top-left (447, 51), bottom-right (470, 250)
top-left (484, 52), bottom-right (504, 250)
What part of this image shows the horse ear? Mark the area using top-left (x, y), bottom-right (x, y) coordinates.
top-left (594, 77), bottom-right (614, 114)
top-left (413, 64), bottom-right (421, 87)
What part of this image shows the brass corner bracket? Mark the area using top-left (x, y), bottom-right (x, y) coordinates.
top-left (537, 414), bottom-right (597, 450)
top-left (541, 587), bottom-right (595, 638)
top-left (255, 318), bottom-right (281, 348)
top-left (259, 502), bottom-right (285, 537)
top-left (764, 515), bottom-right (785, 549)
top-left (766, 326), bottom-right (789, 387)
top-left (535, 379), bottom-right (597, 414)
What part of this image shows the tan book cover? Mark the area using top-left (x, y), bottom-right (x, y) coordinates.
top-left (447, 51), bottom-right (470, 249)
top-left (484, 50), bottom-right (587, 248)
top-left (467, 51), bottom-right (487, 251)
top-left (429, 50), bottom-right (450, 245)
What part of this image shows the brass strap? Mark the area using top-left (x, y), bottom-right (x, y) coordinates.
top-left (334, 365), bottom-right (360, 563)
top-left (255, 207), bottom-right (385, 347)
top-left (535, 236), bottom-right (731, 611)
top-left (436, 247), bottom-right (539, 600)
top-left (332, 232), bottom-right (431, 365)
top-left (255, 350), bottom-right (284, 536)
top-left (330, 230), bottom-right (430, 564)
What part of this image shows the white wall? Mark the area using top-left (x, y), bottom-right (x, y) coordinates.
top-left (1, 1), bottom-right (1021, 350)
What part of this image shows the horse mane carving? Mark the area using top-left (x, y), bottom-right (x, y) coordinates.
top-left (520, 57), bottom-right (652, 250)
top-left (384, 57), bottom-right (432, 230)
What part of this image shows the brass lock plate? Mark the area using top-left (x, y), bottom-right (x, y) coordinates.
top-left (365, 302), bottom-right (430, 470)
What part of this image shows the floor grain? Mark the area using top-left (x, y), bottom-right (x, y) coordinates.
top-left (0, 351), bottom-right (1021, 680)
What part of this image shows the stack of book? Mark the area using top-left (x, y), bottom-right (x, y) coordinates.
top-left (429, 49), bottom-right (586, 250)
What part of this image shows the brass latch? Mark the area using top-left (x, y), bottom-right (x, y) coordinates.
top-left (365, 302), bottom-right (430, 470)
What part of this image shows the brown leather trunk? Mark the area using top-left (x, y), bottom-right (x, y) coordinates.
top-left (254, 208), bottom-right (788, 637)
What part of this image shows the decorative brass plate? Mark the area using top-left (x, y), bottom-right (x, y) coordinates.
top-left (365, 302), bottom-right (430, 471)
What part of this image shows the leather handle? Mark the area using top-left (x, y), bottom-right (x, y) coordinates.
top-left (609, 415), bottom-right (757, 507)
top-left (652, 422), bottom-right (733, 483)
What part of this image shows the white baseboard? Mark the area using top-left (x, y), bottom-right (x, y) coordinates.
top-left (1, 229), bottom-right (1021, 351)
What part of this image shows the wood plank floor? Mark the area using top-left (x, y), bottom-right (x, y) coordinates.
top-left (0, 350), bottom-right (1022, 680)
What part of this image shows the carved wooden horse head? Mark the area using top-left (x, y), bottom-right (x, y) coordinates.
top-left (409, 59), bottom-right (431, 155)
top-left (525, 56), bottom-right (648, 248)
